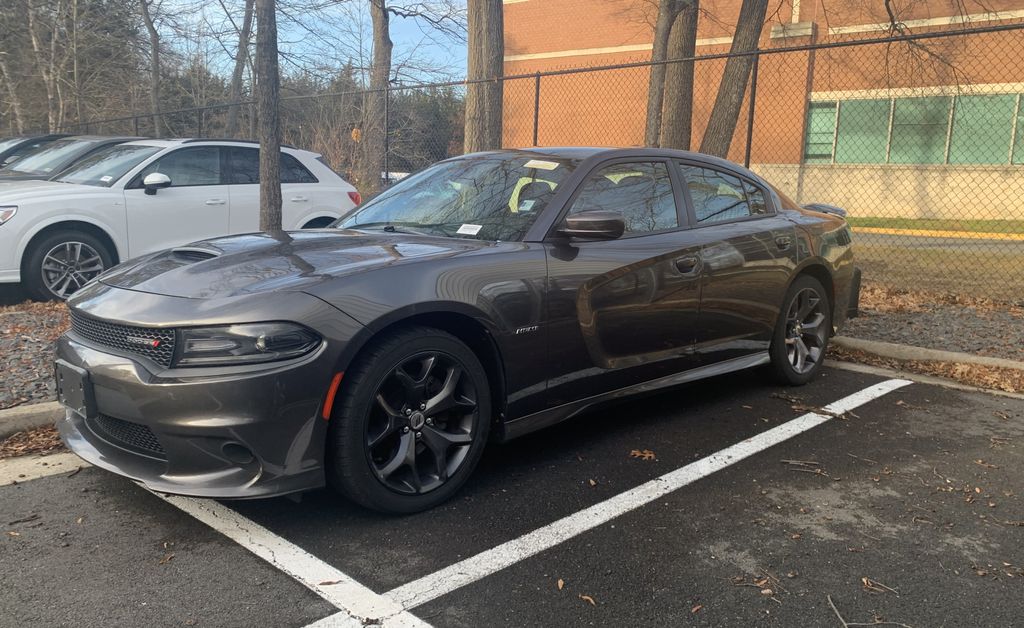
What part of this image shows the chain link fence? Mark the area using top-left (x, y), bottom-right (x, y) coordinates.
top-left (55, 23), bottom-right (1024, 300)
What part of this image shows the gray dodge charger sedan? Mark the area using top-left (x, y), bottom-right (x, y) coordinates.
top-left (55, 147), bottom-right (859, 513)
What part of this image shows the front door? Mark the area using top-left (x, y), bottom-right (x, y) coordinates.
top-left (675, 162), bottom-right (799, 365)
top-left (123, 146), bottom-right (231, 257)
top-left (544, 160), bottom-right (702, 407)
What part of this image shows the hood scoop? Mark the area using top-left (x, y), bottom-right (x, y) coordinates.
top-left (170, 246), bottom-right (221, 263)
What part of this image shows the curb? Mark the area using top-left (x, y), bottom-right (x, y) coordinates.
top-left (0, 401), bottom-right (62, 440)
top-left (832, 336), bottom-right (1024, 372)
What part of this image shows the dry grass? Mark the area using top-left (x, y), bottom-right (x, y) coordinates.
top-left (0, 427), bottom-right (66, 459)
top-left (829, 345), bottom-right (1024, 394)
top-left (857, 246), bottom-right (1024, 302)
top-left (857, 282), bottom-right (1024, 315)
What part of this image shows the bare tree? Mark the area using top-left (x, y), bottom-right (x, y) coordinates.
top-left (0, 56), bottom-right (25, 133)
top-left (464, 0), bottom-right (503, 152)
top-left (644, 0), bottom-right (679, 147)
top-left (255, 0), bottom-right (282, 231)
top-left (139, 0), bottom-right (163, 136)
top-left (223, 0), bottom-right (255, 137)
top-left (356, 0), bottom-right (392, 196)
top-left (699, 0), bottom-right (768, 157)
top-left (659, 0), bottom-right (698, 149)
top-left (26, 0), bottom-right (70, 132)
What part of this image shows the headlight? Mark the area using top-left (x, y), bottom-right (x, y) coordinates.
top-left (174, 322), bottom-right (321, 367)
top-left (0, 206), bottom-right (16, 225)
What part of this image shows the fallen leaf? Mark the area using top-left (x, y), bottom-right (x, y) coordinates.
top-left (158, 553), bottom-right (175, 565)
top-left (76, 516), bottom-right (84, 524)
top-left (691, 604), bottom-right (703, 613)
top-left (790, 533), bottom-right (802, 540)
top-left (557, 578), bottom-right (564, 590)
top-left (579, 594), bottom-right (596, 606)
top-left (760, 588), bottom-right (773, 596)
top-left (7, 531), bottom-right (20, 537)
top-left (629, 449), bottom-right (656, 461)
top-left (588, 479), bottom-right (597, 487)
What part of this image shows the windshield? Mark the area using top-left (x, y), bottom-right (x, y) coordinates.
top-left (0, 138), bottom-right (26, 154)
top-left (55, 144), bottom-right (162, 187)
top-left (4, 138), bottom-right (99, 175)
top-left (338, 153), bottom-right (576, 241)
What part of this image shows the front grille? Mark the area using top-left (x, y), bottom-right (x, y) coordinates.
top-left (87, 413), bottom-right (166, 459)
top-left (70, 310), bottom-right (176, 367)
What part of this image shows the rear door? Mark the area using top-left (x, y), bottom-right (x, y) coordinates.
top-left (675, 161), bottom-right (799, 365)
top-left (225, 147), bottom-right (326, 230)
top-left (543, 159), bottom-right (702, 407)
top-left (123, 146), bottom-right (231, 256)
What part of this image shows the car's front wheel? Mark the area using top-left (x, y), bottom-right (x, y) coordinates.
top-left (23, 230), bottom-right (114, 301)
top-left (768, 274), bottom-right (832, 385)
top-left (326, 326), bottom-right (491, 514)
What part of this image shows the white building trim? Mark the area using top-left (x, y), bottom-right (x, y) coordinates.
top-left (828, 9), bottom-right (1024, 36)
top-left (811, 82), bottom-right (1024, 102)
top-left (504, 37), bottom-right (733, 62)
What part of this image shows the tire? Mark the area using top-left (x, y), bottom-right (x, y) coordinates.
top-left (326, 326), bottom-right (491, 514)
top-left (768, 275), bottom-right (832, 386)
top-left (23, 230), bottom-right (115, 301)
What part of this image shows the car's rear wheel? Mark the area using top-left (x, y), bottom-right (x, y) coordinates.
top-left (23, 230), bottom-right (114, 301)
top-left (768, 275), bottom-right (831, 385)
top-left (326, 326), bottom-right (491, 514)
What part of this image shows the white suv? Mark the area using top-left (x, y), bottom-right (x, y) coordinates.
top-left (0, 139), bottom-right (360, 300)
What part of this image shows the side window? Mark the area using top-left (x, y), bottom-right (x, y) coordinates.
top-left (227, 147), bottom-right (260, 184)
top-left (137, 146), bottom-right (222, 187)
top-left (225, 148), bottom-right (317, 184)
top-left (679, 165), bottom-right (765, 225)
top-left (568, 161), bottom-right (677, 234)
top-left (281, 154), bottom-right (318, 184)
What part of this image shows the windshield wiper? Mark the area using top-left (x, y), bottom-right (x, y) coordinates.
top-left (343, 221), bottom-right (437, 236)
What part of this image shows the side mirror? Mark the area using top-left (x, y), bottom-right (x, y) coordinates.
top-left (558, 210), bottom-right (625, 240)
top-left (143, 172), bottom-right (171, 195)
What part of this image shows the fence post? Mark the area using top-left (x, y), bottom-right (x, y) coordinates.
top-left (197, 108), bottom-right (204, 137)
top-left (383, 84), bottom-right (390, 186)
top-left (743, 49), bottom-right (760, 169)
top-left (133, 116), bottom-right (139, 136)
top-left (533, 72), bottom-right (541, 147)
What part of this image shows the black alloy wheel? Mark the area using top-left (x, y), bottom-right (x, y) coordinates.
top-left (367, 352), bottom-right (478, 495)
top-left (769, 274), bottom-right (832, 385)
top-left (327, 326), bottom-right (491, 514)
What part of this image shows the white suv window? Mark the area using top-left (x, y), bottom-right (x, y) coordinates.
top-left (135, 146), bottom-right (223, 187)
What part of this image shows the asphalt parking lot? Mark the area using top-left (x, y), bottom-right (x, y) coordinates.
top-left (2, 366), bottom-right (1023, 628)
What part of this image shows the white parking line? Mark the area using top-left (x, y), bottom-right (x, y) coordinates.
top-left (153, 493), bottom-right (432, 628)
top-left (383, 378), bottom-right (913, 610)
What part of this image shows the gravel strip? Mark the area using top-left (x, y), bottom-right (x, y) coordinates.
top-left (843, 285), bottom-right (1024, 362)
top-left (0, 302), bottom-right (68, 410)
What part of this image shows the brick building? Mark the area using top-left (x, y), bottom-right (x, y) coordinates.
top-left (500, 1), bottom-right (1024, 220)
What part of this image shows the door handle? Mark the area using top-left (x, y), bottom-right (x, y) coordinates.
top-left (775, 235), bottom-right (792, 250)
top-left (674, 255), bottom-right (701, 275)
top-left (205, 199), bottom-right (226, 206)
top-left (290, 196), bottom-right (309, 202)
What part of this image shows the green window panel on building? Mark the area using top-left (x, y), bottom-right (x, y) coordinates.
top-left (889, 96), bottom-right (950, 164)
top-left (803, 102), bottom-right (836, 163)
top-left (835, 99), bottom-right (890, 164)
top-left (949, 94), bottom-right (1016, 165)
top-left (803, 92), bottom-right (1024, 165)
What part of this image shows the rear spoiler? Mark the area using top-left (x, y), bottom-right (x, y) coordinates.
top-left (802, 203), bottom-right (847, 218)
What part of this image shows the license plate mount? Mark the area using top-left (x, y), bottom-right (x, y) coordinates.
top-left (55, 359), bottom-right (96, 419)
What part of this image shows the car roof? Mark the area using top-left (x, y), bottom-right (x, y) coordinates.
top-left (118, 138), bottom-right (308, 153)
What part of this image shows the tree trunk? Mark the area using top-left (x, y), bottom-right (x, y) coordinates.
top-left (26, 0), bottom-right (64, 132)
top-left (644, 0), bottom-right (679, 147)
top-left (357, 0), bottom-right (391, 196)
top-left (660, 0), bottom-right (698, 149)
top-left (139, 0), bottom-right (162, 136)
top-left (699, 0), bottom-right (767, 157)
top-left (464, 0), bottom-right (503, 153)
top-left (255, 0), bottom-right (282, 231)
top-left (0, 59), bottom-right (25, 134)
top-left (226, 0), bottom-right (255, 138)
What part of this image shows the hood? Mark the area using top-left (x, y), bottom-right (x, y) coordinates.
top-left (99, 229), bottom-right (497, 298)
top-left (0, 171), bottom-right (49, 182)
top-left (0, 179), bottom-right (101, 201)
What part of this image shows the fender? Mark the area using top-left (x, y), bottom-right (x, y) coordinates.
top-left (16, 213), bottom-right (128, 268)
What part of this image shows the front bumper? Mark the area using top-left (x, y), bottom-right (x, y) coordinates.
top-left (55, 284), bottom-right (363, 499)
top-left (56, 335), bottom-right (335, 498)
